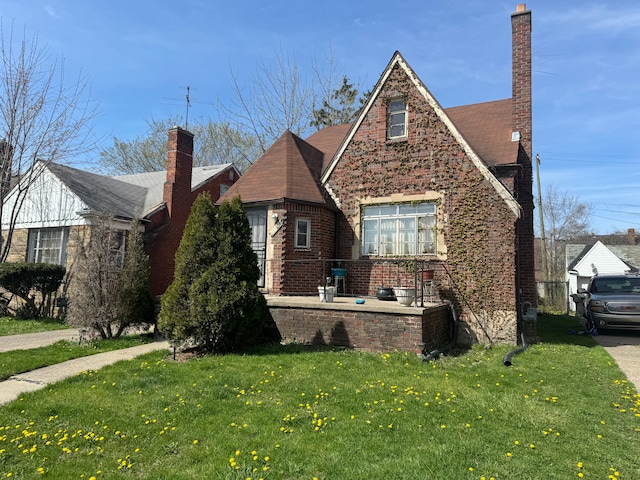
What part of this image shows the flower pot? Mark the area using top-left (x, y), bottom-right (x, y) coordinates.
top-left (318, 286), bottom-right (336, 302)
top-left (395, 287), bottom-right (416, 306)
top-left (420, 269), bottom-right (434, 280)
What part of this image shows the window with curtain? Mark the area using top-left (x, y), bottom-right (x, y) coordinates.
top-left (27, 227), bottom-right (70, 265)
top-left (362, 202), bottom-right (436, 256)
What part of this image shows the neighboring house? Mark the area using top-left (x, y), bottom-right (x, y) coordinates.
top-left (1, 127), bottom-right (239, 297)
top-left (220, 5), bottom-right (535, 344)
top-left (566, 230), bottom-right (640, 309)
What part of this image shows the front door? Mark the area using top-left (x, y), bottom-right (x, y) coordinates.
top-left (246, 208), bottom-right (267, 287)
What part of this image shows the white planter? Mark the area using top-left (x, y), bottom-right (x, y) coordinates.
top-left (395, 287), bottom-right (416, 306)
top-left (318, 286), bottom-right (337, 302)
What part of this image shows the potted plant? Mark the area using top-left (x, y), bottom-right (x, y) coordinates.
top-left (394, 287), bottom-right (416, 306)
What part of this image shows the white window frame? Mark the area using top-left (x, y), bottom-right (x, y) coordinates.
top-left (387, 98), bottom-right (407, 139)
top-left (362, 203), bottom-right (436, 257)
top-left (295, 218), bottom-right (311, 249)
top-left (27, 227), bottom-right (70, 265)
top-left (109, 230), bottom-right (126, 269)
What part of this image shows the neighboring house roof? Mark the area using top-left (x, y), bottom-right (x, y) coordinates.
top-left (28, 161), bottom-right (234, 221)
top-left (115, 164), bottom-right (234, 214)
top-left (567, 241), bottom-right (640, 274)
top-left (445, 99), bottom-right (519, 168)
top-left (567, 241), bottom-right (637, 275)
top-left (48, 162), bottom-right (148, 219)
top-left (220, 131), bottom-right (328, 206)
top-left (320, 51), bottom-right (521, 217)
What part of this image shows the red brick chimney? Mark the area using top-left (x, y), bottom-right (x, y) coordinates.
top-left (163, 126), bottom-right (194, 218)
top-left (628, 228), bottom-right (637, 245)
top-left (511, 3), bottom-right (532, 160)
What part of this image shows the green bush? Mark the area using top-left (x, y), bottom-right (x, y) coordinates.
top-left (159, 194), bottom-right (268, 352)
top-left (158, 192), bottom-right (219, 343)
top-left (0, 262), bottom-right (66, 318)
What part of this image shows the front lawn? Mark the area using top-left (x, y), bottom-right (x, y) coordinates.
top-left (0, 313), bottom-right (638, 479)
top-left (0, 316), bottom-right (70, 336)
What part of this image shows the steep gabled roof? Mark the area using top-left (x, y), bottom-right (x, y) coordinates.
top-left (219, 131), bottom-right (327, 206)
top-left (320, 51), bottom-right (521, 217)
top-left (47, 162), bottom-right (148, 219)
top-left (446, 99), bottom-right (519, 167)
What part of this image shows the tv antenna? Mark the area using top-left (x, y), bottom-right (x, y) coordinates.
top-left (185, 86), bottom-right (191, 129)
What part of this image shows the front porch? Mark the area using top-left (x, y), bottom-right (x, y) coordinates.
top-left (265, 295), bottom-right (452, 354)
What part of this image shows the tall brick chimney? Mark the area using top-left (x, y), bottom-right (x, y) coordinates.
top-left (511, 4), bottom-right (532, 160)
top-left (628, 228), bottom-right (637, 245)
top-left (163, 126), bottom-right (194, 218)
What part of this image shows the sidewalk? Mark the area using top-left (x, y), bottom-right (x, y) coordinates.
top-left (0, 329), bottom-right (82, 352)
top-left (0, 330), bottom-right (169, 406)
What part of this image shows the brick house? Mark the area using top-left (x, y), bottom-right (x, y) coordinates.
top-left (221, 5), bottom-right (535, 344)
top-left (1, 126), bottom-right (239, 297)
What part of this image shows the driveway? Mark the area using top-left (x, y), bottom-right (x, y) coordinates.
top-left (593, 330), bottom-right (640, 391)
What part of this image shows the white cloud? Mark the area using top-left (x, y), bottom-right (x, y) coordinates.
top-left (43, 5), bottom-right (59, 19)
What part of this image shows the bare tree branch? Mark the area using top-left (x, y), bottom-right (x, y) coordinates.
top-left (0, 21), bottom-right (99, 261)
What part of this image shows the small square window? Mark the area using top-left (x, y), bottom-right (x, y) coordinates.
top-left (295, 219), bottom-right (310, 249)
top-left (387, 99), bottom-right (407, 139)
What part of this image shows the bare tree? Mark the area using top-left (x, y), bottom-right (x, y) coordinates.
top-left (99, 116), bottom-right (260, 175)
top-left (0, 21), bottom-right (99, 261)
top-left (220, 48), bottom-right (315, 153)
top-left (67, 217), bottom-right (153, 339)
top-left (541, 184), bottom-right (594, 281)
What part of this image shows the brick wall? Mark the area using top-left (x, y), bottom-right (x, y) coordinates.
top-left (268, 302), bottom-right (451, 354)
top-left (145, 166), bottom-right (239, 297)
top-left (268, 202), bottom-right (335, 294)
top-left (326, 63), bottom-right (519, 343)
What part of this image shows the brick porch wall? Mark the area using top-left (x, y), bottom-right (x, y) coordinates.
top-left (268, 302), bottom-right (451, 354)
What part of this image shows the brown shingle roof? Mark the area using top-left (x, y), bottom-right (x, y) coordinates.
top-left (305, 123), bottom-right (352, 173)
top-left (219, 131), bottom-right (327, 205)
top-left (223, 99), bottom-right (519, 207)
top-left (445, 98), bottom-right (519, 167)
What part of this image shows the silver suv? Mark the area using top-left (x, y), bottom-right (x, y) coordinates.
top-left (578, 274), bottom-right (640, 330)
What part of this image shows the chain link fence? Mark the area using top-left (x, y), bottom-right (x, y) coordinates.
top-left (536, 281), bottom-right (570, 314)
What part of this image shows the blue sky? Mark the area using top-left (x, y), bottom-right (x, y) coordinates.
top-left (1, 0), bottom-right (639, 234)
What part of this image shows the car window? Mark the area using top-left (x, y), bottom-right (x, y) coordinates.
top-left (591, 277), bottom-right (640, 293)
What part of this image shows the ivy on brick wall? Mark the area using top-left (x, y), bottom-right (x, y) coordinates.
top-left (328, 63), bottom-right (518, 344)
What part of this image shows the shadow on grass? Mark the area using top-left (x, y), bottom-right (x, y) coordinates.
top-left (536, 312), bottom-right (599, 347)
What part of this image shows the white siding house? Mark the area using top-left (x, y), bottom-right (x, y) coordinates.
top-left (567, 241), bottom-right (632, 299)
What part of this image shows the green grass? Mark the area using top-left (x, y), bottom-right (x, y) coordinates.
top-left (1, 313), bottom-right (639, 479)
top-left (0, 335), bottom-right (156, 381)
top-left (0, 316), bottom-right (70, 336)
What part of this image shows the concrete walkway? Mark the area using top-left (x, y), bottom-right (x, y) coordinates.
top-left (593, 331), bottom-right (640, 391)
top-left (0, 329), bottom-right (83, 352)
top-left (0, 330), bottom-right (169, 406)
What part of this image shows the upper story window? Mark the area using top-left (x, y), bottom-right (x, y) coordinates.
top-left (295, 218), bottom-right (310, 249)
top-left (362, 202), bottom-right (436, 256)
top-left (27, 227), bottom-right (70, 265)
top-left (387, 98), bottom-right (407, 139)
top-left (220, 184), bottom-right (230, 196)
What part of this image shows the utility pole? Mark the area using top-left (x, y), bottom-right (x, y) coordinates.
top-left (536, 153), bottom-right (549, 281)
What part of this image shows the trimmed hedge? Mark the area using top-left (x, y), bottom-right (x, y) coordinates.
top-left (0, 262), bottom-right (66, 318)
